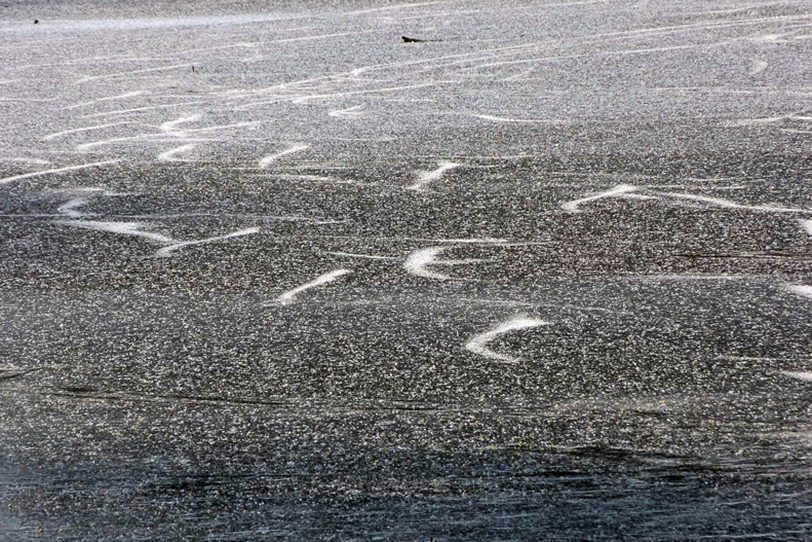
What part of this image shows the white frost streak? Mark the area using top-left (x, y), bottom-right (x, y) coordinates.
top-left (258, 144), bottom-right (310, 168)
top-left (328, 105), bottom-right (365, 119)
top-left (780, 371), bottom-right (812, 383)
top-left (276, 269), bottom-right (351, 305)
top-left (0, 160), bottom-right (120, 186)
top-left (57, 198), bottom-right (89, 218)
top-left (157, 143), bottom-right (198, 162)
top-left (473, 114), bottom-right (556, 124)
top-left (44, 122), bottom-right (130, 141)
top-left (160, 115), bottom-right (202, 136)
top-left (660, 191), bottom-right (806, 213)
top-left (59, 220), bottom-right (259, 256)
top-left (403, 246), bottom-right (481, 280)
top-left (561, 184), bottom-right (637, 212)
top-left (799, 219), bottom-right (812, 236)
top-left (785, 284), bottom-right (812, 300)
top-left (58, 220), bottom-right (175, 244)
top-left (408, 161), bottom-right (460, 191)
top-left (155, 227), bottom-right (260, 257)
top-left (465, 316), bottom-right (549, 364)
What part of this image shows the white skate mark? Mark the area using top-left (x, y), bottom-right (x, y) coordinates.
top-left (785, 284), bottom-right (812, 300)
top-left (275, 268), bottom-right (351, 305)
top-left (243, 83), bottom-right (439, 108)
top-left (780, 371), bottom-right (812, 383)
top-left (403, 246), bottom-right (483, 280)
top-left (433, 237), bottom-right (509, 244)
top-left (57, 220), bottom-right (174, 244)
top-left (748, 59), bottom-right (769, 76)
top-left (160, 115), bottom-right (202, 136)
top-left (726, 110), bottom-right (811, 128)
top-left (66, 90), bottom-right (148, 110)
top-left (157, 143), bottom-right (198, 162)
top-left (473, 114), bottom-right (562, 124)
top-left (43, 122), bottom-right (130, 141)
top-left (799, 219), bottom-right (812, 236)
top-left (408, 161), bottom-right (460, 192)
top-left (328, 105), bottom-right (366, 119)
top-left (183, 121), bottom-right (259, 134)
top-left (76, 64), bottom-right (190, 84)
top-left (273, 174), bottom-right (359, 184)
top-left (344, 1), bottom-right (444, 15)
top-left (465, 315), bottom-right (549, 364)
top-left (325, 251), bottom-right (397, 260)
top-left (59, 220), bottom-right (259, 256)
top-left (75, 119), bottom-right (253, 152)
top-left (658, 191), bottom-right (808, 213)
top-left (561, 184), bottom-right (637, 212)
top-left (57, 198), bottom-right (90, 218)
top-left (0, 160), bottom-right (119, 186)
top-left (76, 134), bottom-right (206, 152)
top-left (634, 274), bottom-right (752, 281)
top-left (258, 144), bottom-right (310, 168)
top-left (0, 157), bottom-right (51, 165)
top-left (83, 102), bottom-right (207, 118)
top-left (155, 227), bottom-right (260, 257)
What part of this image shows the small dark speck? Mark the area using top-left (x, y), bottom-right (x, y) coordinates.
top-left (34, 19), bottom-right (39, 24)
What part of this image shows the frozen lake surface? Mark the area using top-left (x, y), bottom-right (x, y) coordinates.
top-left (1, 0), bottom-right (812, 539)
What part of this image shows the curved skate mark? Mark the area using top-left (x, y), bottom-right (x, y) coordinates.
top-left (465, 315), bottom-right (549, 364)
top-left (59, 219), bottom-right (260, 256)
top-left (275, 268), bottom-right (351, 305)
top-left (57, 220), bottom-right (175, 244)
top-left (408, 161), bottom-right (460, 192)
top-left (160, 115), bottom-right (202, 136)
top-left (43, 122), bottom-right (130, 141)
top-left (83, 102), bottom-right (207, 118)
top-left (726, 110), bottom-right (811, 128)
top-left (473, 113), bottom-right (562, 124)
top-left (328, 105), bottom-right (366, 119)
top-left (258, 144), bottom-right (310, 168)
top-left (183, 121), bottom-right (259, 134)
top-left (55, 187), bottom-right (133, 218)
top-left (76, 135), bottom-right (207, 152)
top-left (57, 198), bottom-right (90, 218)
top-left (658, 191), bottom-right (809, 213)
top-left (76, 64), bottom-right (190, 84)
top-left (780, 371), bottom-right (812, 383)
top-left (155, 227), bottom-right (260, 257)
top-left (0, 160), bottom-right (120, 186)
top-left (404, 246), bottom-right (483, 280)
top-left (785, 284), bottom-right (812, 300)
top-left (561, 184), bottom-right (637, 212)
top-left (66, 90), bottom-right (148, 110)
top-left (157, 143), bottom-right (198, 162)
